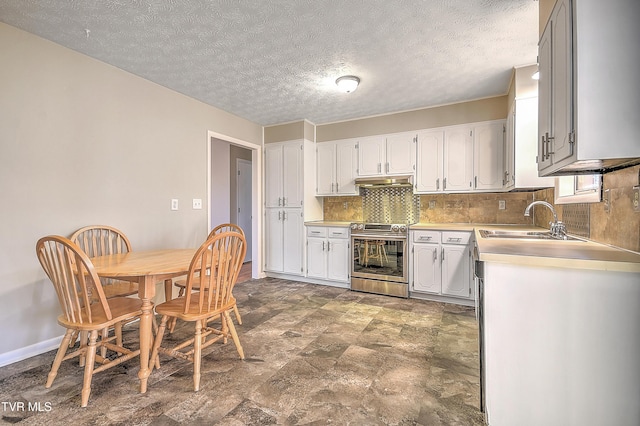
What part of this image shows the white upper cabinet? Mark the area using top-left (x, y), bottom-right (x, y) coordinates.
top-left (357, 133), bottom-right (415, 176)
top-left (505, 97), bottom-right (554, 189)
top-left (473, 121), bottom-right (505, 191)
top-left (538, 0), bottom-right (640, 175)
top-left (384, 133), bottom-right (416, 175)
top-left (316, 142), bottom-right (335, 195)
top-left (415, 130), bottom-right (444, 193)
top-left (443, 125), bottom-right (474, 192)
top-left (316, 139), bottom-right (358, 196)
top-left (265, 141), bottom-right (303, 207)
top-left (538, 0), bottom-right (573, 173)
top-left (417, 120), bottom-right (505, 193)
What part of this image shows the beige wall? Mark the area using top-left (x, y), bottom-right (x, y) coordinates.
top-left (0, 23), bottom-right (262, 359)
top-left (264, 120), bottom-right (305, 143)
top-left (316, 96), bottom-right (507, 142)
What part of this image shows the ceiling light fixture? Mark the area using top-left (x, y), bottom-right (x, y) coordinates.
top-left (335, 75), bottom-right (360, 93)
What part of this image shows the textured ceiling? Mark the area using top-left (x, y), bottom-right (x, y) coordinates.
top-left (0, 0), bottom-right (538, 126)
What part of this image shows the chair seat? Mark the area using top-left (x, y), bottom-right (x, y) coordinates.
top-left (57, 297), bottom-right (143, 330)
top-left (155, 292), bottom-right (236, 321)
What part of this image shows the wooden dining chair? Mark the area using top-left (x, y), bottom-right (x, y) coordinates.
top-left (36, 235), bottom-right (145, 407)
top-left (70, 225), bottom-right (138, 298)
top-left (169, 223), bottom-right (245, 332)
top-left (151, 231), bottom-right (247, 392)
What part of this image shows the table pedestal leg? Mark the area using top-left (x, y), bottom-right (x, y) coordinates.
top-left (137, 277), bottom-right (155, 393)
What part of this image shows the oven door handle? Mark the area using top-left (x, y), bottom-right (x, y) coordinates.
top-left (351, 234), bottom-right (407, 241)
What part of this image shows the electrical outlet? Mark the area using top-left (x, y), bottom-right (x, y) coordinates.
top-left (171, 199), bottom-right (179, 211)
top-left (633, 186), bottom-right (640, 212)
top-left (604, 189), bottom-right (611, 213)
top-left (192, 198), bottom-right (202, 210)
top-left (498, 200), bottom-right (506, 210)
top-left (429, 200), bottom-right (436, 209)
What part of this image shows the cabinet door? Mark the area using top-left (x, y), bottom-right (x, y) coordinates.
top-left (441, 245), bottom-right (470, 298)
top-left (357, 136), bottom-right (385, 176)
top-left (264, 144), bottom-right (283, 208)
top-left (282, 142), bottom-right (303, 207)
top-left (282, 208), bottom-right (303, 275)
top-left (415, 130), bottom-right (444, 192)
top-left (307, 237), bottom-right (327, 279)
top-left (316, 143), bottom-right (336, 195)
top-left (504, 104), bottom-right (515, 190)
top-left (327, 237), bottom-right (349, 282)
top-left (473, 121), bottom-right (505, 191)
top-left (443, 127), bottom-right (473, 191)
top-left (538, 23), bottom-right (553, 172)
top-left (412, 244), bottom-right (441, 294)
top-left (385, 133), bottom-right (415, 175)
top-left (550, 0), bottom-right (573, 164)
top-left (335, 140), bottom-right (358, 194)
top-left (264, 209), bottom-right (283, 272)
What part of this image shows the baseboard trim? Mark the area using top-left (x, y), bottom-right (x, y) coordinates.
top-left (0, 335), bottom-right (63, 368)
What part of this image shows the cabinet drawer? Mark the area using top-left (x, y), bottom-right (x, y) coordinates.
top-left (442, 231), bottom-right (471, 245)
top-left (307, 227), bottom-right (327, 238)
top-left (412, 230), bottom-right (440, 243)
top-left (327, 227), bottom-right (349, 239)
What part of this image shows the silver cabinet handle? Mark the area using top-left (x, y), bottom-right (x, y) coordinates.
top-left (433, 250), bottom-right (437, 262)
top-left (418, 236), bottom-right (432, 241)
top-left (327, 241), bottom-right (331, 251)
top-left (474, 176), bottom-right (477, 188)
top-left (278, 211), bottom-right (282, 220)
top-left (283, 211), bottom-right (287, 220)
top-left (443, 178), bottom-right (447, 190)
top-left (336, 182), bottom-right (339, 192)
top-left (441, 247), bottom-right (445, 261)
top-left (377, 163), bottom-right (381, 173)
top-left (447, 237), bottom-right (462, 243)
top-left (386, 162), bottom-right (389, 173)
top-left (322, 241), bottom-right (325, 251)
top-left (436, 178), bottom-right (440, 190)
top-left (331, 183), bottom-right (334, 193)
top-left (283, 197), bottom-right (287, 206)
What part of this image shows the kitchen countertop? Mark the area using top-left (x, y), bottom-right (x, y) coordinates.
top-left (304, 220), bottom-right (351, 227)
top-left (411, 223), bottom-right (640, 273)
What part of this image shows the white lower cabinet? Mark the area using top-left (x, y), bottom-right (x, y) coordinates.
top-left (306, 226), bottom-right (350, 283)
top-left (410, 230), bottom-right (473, 304)
top-left (265, 207), bottom-right (303, 275)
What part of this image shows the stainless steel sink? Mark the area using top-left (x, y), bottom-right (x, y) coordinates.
top-left (478, 229), bottom-right (585, 241)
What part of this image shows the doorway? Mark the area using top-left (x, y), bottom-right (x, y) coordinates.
top-left (236, 158), bottom-right (252, 261)
top-left (207, 130), bottom-right (262, 281)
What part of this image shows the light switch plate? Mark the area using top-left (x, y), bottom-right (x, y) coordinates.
top-left (633, 187), bottom-right (640, 212)
top-left (171, 199), bottom-right (179, 211)
top-left (498, 200), bottom-right (506, 210)
top-left (192, 198), bottom-right (202, 210)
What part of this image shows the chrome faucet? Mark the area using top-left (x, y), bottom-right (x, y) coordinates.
top-left (524, 201), bottom-right (567, 239)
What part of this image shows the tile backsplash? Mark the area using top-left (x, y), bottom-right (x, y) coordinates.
top-left (322, 165), bottom-right (640, 253)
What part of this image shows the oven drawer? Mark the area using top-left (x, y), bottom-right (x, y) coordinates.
top-left (412, 230), bottom-right (440, 243)
top-left (442, 231), bottom-right (471, 245)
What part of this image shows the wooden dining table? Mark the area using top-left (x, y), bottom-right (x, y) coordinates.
top-left (90, 248), bottom-right (196, 393)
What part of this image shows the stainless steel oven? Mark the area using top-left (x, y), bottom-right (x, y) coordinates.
top-left (350, 223), bottom-right (408, 298)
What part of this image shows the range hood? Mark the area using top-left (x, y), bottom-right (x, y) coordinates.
top-left (355, 175), bottom-right (414, 187)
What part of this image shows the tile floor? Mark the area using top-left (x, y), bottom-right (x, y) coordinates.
top-left (0, 278), bottom-right (484, 425)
